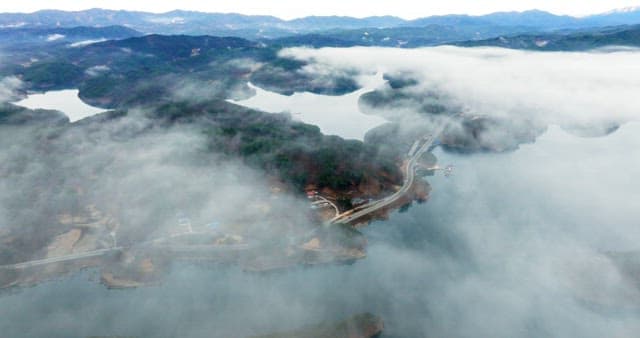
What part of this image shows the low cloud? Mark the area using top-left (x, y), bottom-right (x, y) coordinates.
top-left (0, 76), bottom-right (22, 102)
top-left (68, 39), bottom-right (107, 48)
top-left (0, 110), bottom-right (313, 260)
top-left (281, 46), bottom-right (640, 127)
top-left (46, 34), bottom-right (65, 42)
top-left (3, 123), bottom-right (638, 337)
top-left (85, 65), bottom-right (110, 77)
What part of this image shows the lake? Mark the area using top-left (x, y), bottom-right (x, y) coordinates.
top-left (230, 73), bottom-right (389, 141)
top-left (14, 89), bottom-right (106, 123)
top-left (2, 122), bottom-right (639, 337)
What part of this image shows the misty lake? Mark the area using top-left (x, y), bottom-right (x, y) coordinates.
top-left (230, 73), bottom-right (389, 141)
top-left (2, 122), bottom-right (639, 337)
top-left (14, 89), bottom-right (106, 123)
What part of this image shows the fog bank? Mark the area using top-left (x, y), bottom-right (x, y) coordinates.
top-left (2, 122), bottom-right (639, 338)
top-left (282, 46), bottom-right (640, 127)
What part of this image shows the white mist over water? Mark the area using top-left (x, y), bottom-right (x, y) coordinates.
top-left (1, 122), bottom-right (639, 338)
top-left (281, 46), bottom-right (640, 128)
top-left (14, 89), bottom-right (106, 123)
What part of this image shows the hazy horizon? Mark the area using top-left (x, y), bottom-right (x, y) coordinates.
top-left (0, 1), bottom-right (639, 20)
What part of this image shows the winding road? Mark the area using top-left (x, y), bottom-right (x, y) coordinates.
top-left (331, 126), bottom-right (444, 225)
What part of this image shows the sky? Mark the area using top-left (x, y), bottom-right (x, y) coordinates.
top-left (0, 0), bottom-right (639, 19)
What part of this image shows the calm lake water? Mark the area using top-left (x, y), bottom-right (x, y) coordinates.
top-left (14, 89), bottom-right (106, 123)
top-left (230, 73), bottom-right (388, 141)
top-left (2, 122), bottom-right (639, 337)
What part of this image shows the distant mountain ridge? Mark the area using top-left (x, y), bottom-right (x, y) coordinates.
top-left (1, 8), bottom-right (640, 52)
top-left (456, 24), bottom-right (640, 51)
top-left (404, 10), bottom-right (577, 29)
top-left (1, 7), bottom-right (640, 38)
top-left (0, 25), bottom-right (142, 48)
top-left (270, 24), bottom-right (538, 48)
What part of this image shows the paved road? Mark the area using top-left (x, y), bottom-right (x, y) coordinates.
top-left (331, 126), bottom-right (444, 225)
top-left (0, 247), bottom-right (123, 270)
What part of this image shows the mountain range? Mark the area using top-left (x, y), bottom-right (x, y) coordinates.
top-left (2, 8), bottom-right (640, 39)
